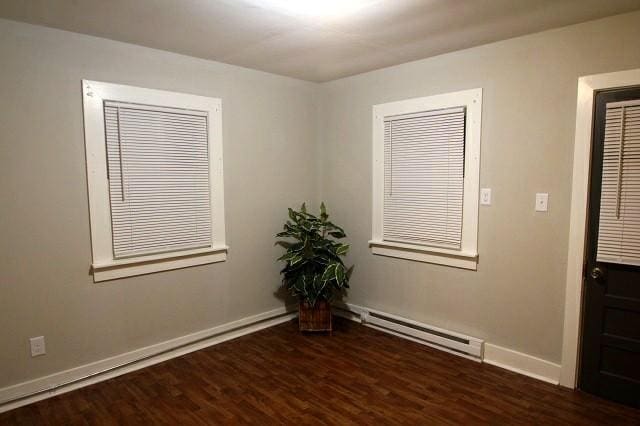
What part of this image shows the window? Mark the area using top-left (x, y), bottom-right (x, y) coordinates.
top-left (82, 80), bottom-right (226, 281)
top-left (369, 88), bottom-right (482, 269)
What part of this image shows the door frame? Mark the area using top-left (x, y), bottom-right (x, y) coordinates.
top-left (561, 68), bottom-right (640, 388)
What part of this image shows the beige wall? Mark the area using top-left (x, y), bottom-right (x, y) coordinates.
top-left (318, 11), bottom-right (640, 364)
top-left (0, 19), bottom-right (317, 388)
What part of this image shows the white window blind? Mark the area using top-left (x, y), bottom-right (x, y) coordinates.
top-left (104, 101), bottom-right (213, 258)
top-left (383, 106), bottom-right (465, 249)
top-left (597, 100), bottom-right (640, 266)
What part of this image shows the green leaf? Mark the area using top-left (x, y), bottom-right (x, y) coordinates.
top-left (313, 255), bottom-right (331, 265)
top-left (300, 202), bottom-right (307, 213)
top-left (320, 202), bottom-right (328, 220)
top-left (321, 263), bottom-right (337, 282)
top-left (335, 263), bottom-right (345, 285)
top-left (335, 244), bottom-right (349, 256)
top-left (345, 265), bottom-right (354, 280)
top-left (277, 251), bottom-right (298, 262)
top-left (274, 241), bottom-right (293, 248)
top-left (329, 230), bottom-right (346, 239)
top-left (289, 255), bottom-right (303, 266)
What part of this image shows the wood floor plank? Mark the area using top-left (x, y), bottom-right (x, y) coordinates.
top-left (2, 318), bottom-right (640, 425)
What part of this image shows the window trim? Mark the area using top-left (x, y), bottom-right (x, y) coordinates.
top-left (370, 88), bottom-right (482, 270)
top-left (82, 80), bottom-right (227, 281)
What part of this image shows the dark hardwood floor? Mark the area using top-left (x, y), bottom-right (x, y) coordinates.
top-left (2, 318), bottom-right (640, 425)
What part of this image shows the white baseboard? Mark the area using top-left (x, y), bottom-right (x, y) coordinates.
top-left (1, 303), bottom-right (562, 414)
top-left (332, 303), bottom-right (363, 322)
top-left (483, 343), bottom-right (561, 385)
top-left (0, 306), bottom-right (296, 413)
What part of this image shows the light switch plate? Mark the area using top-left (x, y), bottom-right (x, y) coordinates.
top-left (30, 336), bottom-right (46, 357)
top-left (535, 193), bottom-right (549, 212)
top-left (480, 188), bottom-right (492, 205)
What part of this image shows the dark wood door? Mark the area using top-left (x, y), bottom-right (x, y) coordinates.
top-left (580, 87), bottom-right (640, 408)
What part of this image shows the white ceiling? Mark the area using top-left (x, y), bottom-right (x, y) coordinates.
top-left (1, 0), bottom-right (639, 82)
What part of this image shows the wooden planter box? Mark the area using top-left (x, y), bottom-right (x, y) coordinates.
top-left (299, 300), bottom-right (332, 332)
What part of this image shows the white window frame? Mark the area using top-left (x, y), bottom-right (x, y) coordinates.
top-left (369, 88), bottom-right (482, 270)
top-left (82, 80), bottom-right (227, 281)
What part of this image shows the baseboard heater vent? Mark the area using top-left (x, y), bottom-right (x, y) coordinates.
top-left (334, 304), bottom-right (483, 361)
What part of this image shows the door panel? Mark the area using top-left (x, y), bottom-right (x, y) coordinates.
top-left (603, 306), bottom-right (640, 340)
top-left (580, 87), bottom-right (640, 408)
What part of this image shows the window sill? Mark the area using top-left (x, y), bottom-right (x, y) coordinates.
top-left (368, 240), bottom-right (477, 270)
top-left (92, 246), bottom-right (228, 282)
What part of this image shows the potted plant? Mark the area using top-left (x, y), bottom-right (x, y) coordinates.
top-left (276, 202), bottom-right (351, 332)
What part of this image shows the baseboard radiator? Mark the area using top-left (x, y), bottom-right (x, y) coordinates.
top-left (333, 303), bottom-right (483, 361)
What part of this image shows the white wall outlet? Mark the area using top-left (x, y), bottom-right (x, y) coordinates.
top-left (480, 188), bottom-right (492, 205)
top-left (535, 193), bottom-right (549, 212)
top-left (30, 336), bottom-right (46, 357)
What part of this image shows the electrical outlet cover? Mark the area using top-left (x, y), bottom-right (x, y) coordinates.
top-left (480, 188), bottom-right (492, 205)
top-left (535, 193), bottom-right (549, 212)
top-left (30, 336), bottom-right (46, 357)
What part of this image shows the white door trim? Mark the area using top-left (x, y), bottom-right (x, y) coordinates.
top-left (560, 68), bottom-right (640, 388)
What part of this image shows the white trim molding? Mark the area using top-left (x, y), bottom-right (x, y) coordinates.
top-left (370, 88), bottom-right (482, 269)
top-left (92, 246), bottom-right (228, 281)
top-left (0, 307), bottom-right (296, 413)
top-left (561, 68), bottom-right (640, 389)
top-left (368, 240), bottom-right (478, 270)
top-left (82, 80), bottom-right (227, 281)
top-left (484, 344), bottom-right (561, 385)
